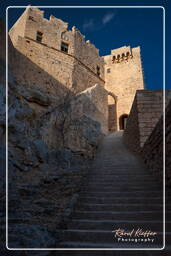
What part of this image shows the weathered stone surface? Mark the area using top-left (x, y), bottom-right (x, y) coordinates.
top-left (9, 7), bottom-right (104, 95)
top-left (64, 115), bottom-right (102, 157)
top-left (141, 99), bottom-right (171, 187)
top-left (0, 21), bottom-right (103, 250)
top-left (9, 8), bottom-right (147, 134)
top-left (70, 84), bottom-right (108, 134)
top-left (23, 88), bottom-right (51, 106)
top-left (124, 90), bottom-right (171, 152)
top-left (8, 224), bottom-right (56, 248)
top-left (104, 46), bottom-right (144, 131)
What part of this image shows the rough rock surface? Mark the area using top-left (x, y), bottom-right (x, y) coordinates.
top-left (0, 20), bottom-right (103, 254)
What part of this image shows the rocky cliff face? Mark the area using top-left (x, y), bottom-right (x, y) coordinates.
top-left (0, 21), bottom-right (104, 253)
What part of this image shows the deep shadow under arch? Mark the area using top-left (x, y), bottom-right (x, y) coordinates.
top-left (119, 114), bottom-right (129, 130)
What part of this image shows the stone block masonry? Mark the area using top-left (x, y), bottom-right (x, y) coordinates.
top-left (141, 99), bottom-right (171, 186)
top-left (104, 46), bottom-right (144, 131)
top-left (124, 90), bottom-right (171, 152)
top-left (9, 7), bottom-right (145, 133)
top-left (9, 6), bottom-right (104, 94)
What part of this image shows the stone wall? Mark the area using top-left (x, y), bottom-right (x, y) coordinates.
top-left (123, 94), bottom-right (140, 152)
top-left (141, 99), bottom-right (171, 186)
top-left (9, 36), bottom-right (71, 110)
top-left (8, 7), bottom-right (27, 45)
top-left (72, 58), bottom-right (104, 93)
top-left (70, 84), bottom-right (108, 134)
top-left (104, 46), bottom-right (144, 131)
top-left (124, 90), bottom-right (171, 152)
top-left (12, 35), bottom-right (74, 89)
top-left (9, 6), bottom-right (104, 93)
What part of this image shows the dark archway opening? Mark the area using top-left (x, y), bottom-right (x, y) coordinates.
top-left (119, 114), bottom-right (128, 130)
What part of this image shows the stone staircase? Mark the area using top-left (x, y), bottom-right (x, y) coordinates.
top-left (57, 131), bottom-right (171, 251)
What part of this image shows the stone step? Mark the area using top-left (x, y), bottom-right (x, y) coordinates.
top-left (88, 172), bottom-right (156, 176)
top-left (58, 241), bottom-right (162, 249)
top-left (67, 219), bottom-right (166, 231)
top-left (57, 229), bottom-right (167, 246)
top-left (89, 177), bottom-right (161, 183)
top-left (86, 182), bottom-right (161, 187)
top-left (79, 191), bottom-right (163, 198)
top-left (75, 203), bottom-right (164, 212)
top-left (72, 210), bottom-right (163, 221)
top-left (77, 196), bottom-right (163, 204)
top-left (90, 165), bottom-right (147, 169)
top-left (90, 165), bottom-right (149, 168)
top-left (81, 187), bottom-right (162, 193)
top-left (85, 181), bottom-right (162, 187)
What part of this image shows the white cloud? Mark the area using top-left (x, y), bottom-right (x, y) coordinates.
top-left (102, 12), bottom-right (115, 25)
top-left (83, 12), bottom-right (115, 32)
top-left (83, 19), bottom-right (95, 31)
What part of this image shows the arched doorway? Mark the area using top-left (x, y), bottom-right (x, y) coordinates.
top-left (108, 92), bottom-right (117, 132)
top-left (119, 114), bottom-right (128, 130)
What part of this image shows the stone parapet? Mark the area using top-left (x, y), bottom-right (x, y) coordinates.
top-left (124, 90), bottom-right (171, 152)
top-left (141, 99), bottom-right (171, 186)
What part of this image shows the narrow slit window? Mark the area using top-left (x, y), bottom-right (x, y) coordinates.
top-left (97, 65), bottom-right (100, 77)
top-left (61, 42), bottom-right (69, 53)
top-left (36, 31), bottom-right (43, 42)
top-left (112, 56), bottom-right (116, 63)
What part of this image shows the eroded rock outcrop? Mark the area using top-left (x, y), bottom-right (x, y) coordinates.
top-left (0, 21), bottom-right (104, 253)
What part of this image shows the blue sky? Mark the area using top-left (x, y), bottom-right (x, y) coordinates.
top-left (1, 0), bottom-right (171, 90)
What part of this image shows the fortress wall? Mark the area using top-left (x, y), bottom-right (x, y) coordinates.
top-left (9, 8), bottom-right (27, 45)
top-left (9, 36), bottom-right (73, 106)
top-left (141, 99), bottom-right (171, 186)
top-left (124, 90), bottom-right (171, 152)
top-left (9, 7), bottom-right (104, 94)
top-left (14, 36), bottom-right (75, 89)
top-left (73, 30), bottom-right (104, 80)
top-left (72, 61), bottom-right (104, 93)
top-left (123, 94), bottom-right (140, 152)
top-left (104, 46), bottom-right (144, 130)
top-left (72, 30), bottom-right (105, 91)
top-left (23, 7), bottom-right (75, 54)
top-left (136, 90), bottom-right (165, 148)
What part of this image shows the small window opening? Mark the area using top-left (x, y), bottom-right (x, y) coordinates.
top-left (112, 56), bottom-right (116, 63)
top-left (97, 65), bottom-right (100, 77)
top-left (36, 31), bottom-right (43, 42)
top-left (61, 42), bottom-right (69, 53)
top-left (29, 16), bottom-right (35, 21)
top-left (107, 68), bottom-right (111, 73)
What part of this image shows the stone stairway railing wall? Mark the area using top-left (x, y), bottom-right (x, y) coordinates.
top-left (123, 90), bottom-right (171, 152)
top-left (142, 99), bottom-right (171, 187)
top-left (122, 92), bottom-right (140, 152)
top-left (123, 90), bottom-right (171, 186)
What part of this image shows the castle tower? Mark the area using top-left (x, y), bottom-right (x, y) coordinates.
top-left (104, 46), bottom-right (144, 131)
top-left (9, 7), bottom-right (145, 134)
top-left (9, 7), bottom-right (104, 95)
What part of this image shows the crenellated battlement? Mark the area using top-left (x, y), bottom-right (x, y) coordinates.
top-left (111, 46), bottom-right (133, 63)
top-left (9, 6), bottom-right (103, 78)
top-left (9, 6), bottom-right (144, 132)
top-left (9, 6), bottom-right (105, 93)
top-left (24, 7), bottom-right (100, 59)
